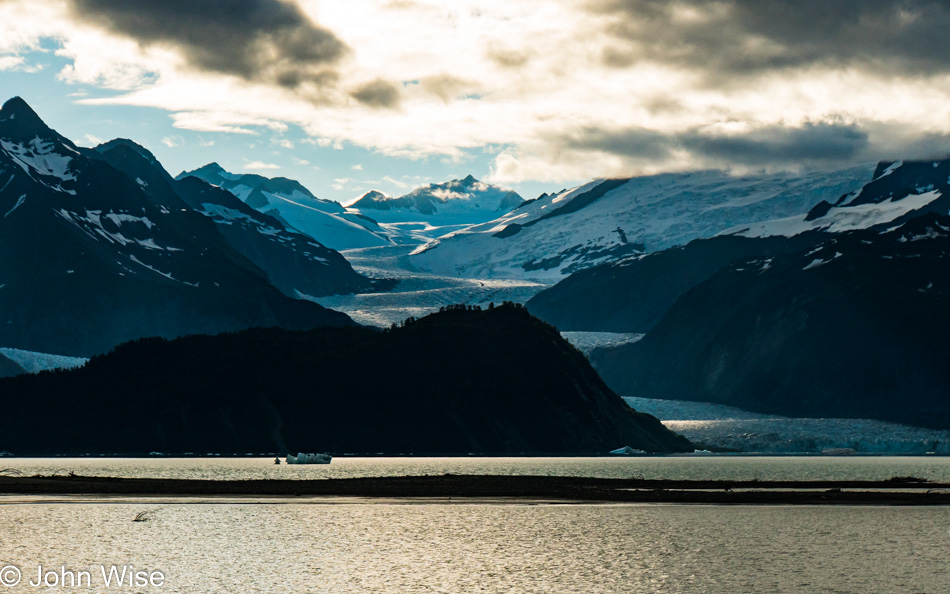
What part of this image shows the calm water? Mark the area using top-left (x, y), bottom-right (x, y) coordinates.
top-left (2, 458), bottom-right (949, 592)
top-left (0, 500), bottom-right (947, 593)
top-left (3, 455), bottom-right (950, 482)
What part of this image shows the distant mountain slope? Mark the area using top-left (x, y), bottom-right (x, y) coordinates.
top-left (0, 96), bottom-right (354, 356)
top-left (0, 305), bottom-right (693, 455)
top-left (178, 163), bottom-right (391, 250)
top-left (348, 175), bottom-right (523, 225)
top-left (591, 213), bottom-right (950, 429)
top-left (530, 159), bottom-right (950, 333)
top-left (96, 140), bottom-right (383, 297)
top-left (527, 234), bottom-right (817, 332)
top-left (411, 167), bottom-right (873, 280)
top-left (724, 160), bottom-right (950, 238)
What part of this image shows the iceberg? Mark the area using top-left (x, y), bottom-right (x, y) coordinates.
top-left (286, 452), bottom-right (332, 465)
top-left (609, 446), bottom-right (645, 455)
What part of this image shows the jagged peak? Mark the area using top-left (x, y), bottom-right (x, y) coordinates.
top-left (197, 162), bottom-right (226, 173)
top-left (0, 96), bottom-right (51, 132)
top-left (176, 162), bottom-right (228, 181)
top-left (461, 174), bottom-right (477, 184)
top-left (360, 190), bottom-right (389, 200)
top-left (1, 96), bottom-right (40, 120)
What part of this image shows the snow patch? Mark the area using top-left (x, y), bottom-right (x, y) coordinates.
top-left (728, 190), bottom-right (944, 238)
top-left (0, 347), bottom-right (87, 374)
top-left (0, 136), bottom-right (76, 184)
top-left (3, 194), bottom-right (25, 218)
top-left (875, 161), bottom-right (903, 180)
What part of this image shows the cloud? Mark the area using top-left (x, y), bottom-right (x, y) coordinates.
top-left (489, 120), bottom-right (874, 183)
top-left (682, 122), bottom-right (869, 166)
top-left (82, 133), bottom-right (104, 146)
top-left (382, 175), bottom-right (410, 189)
top-left (0, 55), bottom-right (25, 71)
top-left (161, 135), bottom-right (185, 148)
top-left (351, 164), bottom-right (363, 170)
top-left (244, 160), bottom-right (281, 170)
top-left (349, 78), bottom-right (401, 108)
top-left (420, 74), bottom-right (480, 102)
top-left (8, 0), bottom-right (950, 187)
top-left (569, 121), bottom-right (869, 166)
top-left (590, 0), bottom-right (950, 79)
top-left (68, 0), bottom-right (348, 94)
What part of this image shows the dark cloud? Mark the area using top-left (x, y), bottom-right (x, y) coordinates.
top-left (568, 126), bottom-right (674, 161)
top-left (569, 121), bottom-right (870, 167)
top-left (592, 0), bottom-right (950, 77)
top-left (349, 79), bottom-right (401, 109)
top-left (69, 0), bottom-right (347, 91)
top-left (683, 122), bottom-right (869, 165)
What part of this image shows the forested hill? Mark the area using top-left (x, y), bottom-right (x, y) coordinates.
top-left (0, 304), bottom-right (692, 455)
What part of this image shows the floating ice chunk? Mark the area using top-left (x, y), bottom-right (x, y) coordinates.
top-left (609, 446), bottom-right (645, 455)
top-left (285, 452), bottom-right (332, 464)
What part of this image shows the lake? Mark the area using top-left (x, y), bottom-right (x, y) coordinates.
top-left (3, 454), bottom-right (950, 482)
top-left (1, 457), bottom-right (948, 592)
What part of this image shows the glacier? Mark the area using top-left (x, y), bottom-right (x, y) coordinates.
top-left (625, 397), bottom-right (950, 454)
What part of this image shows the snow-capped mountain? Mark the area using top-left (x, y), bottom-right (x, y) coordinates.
top-left (411, 167), bottom-right (874, 280)
top-left (348, 175), bottom-right (524, 226)
top-left (0, 96), bottom-right (355, 356)
top-left (97, 140), bottom-right (384, 298)
top-left (528, 159), bottom-right (950, 333)
top-left (723, 160), bottom-right (950, 238)
top-left (178, 163), bottom-right (391, 250)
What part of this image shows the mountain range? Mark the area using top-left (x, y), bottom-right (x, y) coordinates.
top-left (411, 167), bottom-right (873, 279)
top-left (525, 160), bottom-right (950, 428)
top-left (0, 97), bottom-right (360, 356)
top-left (4, 93), bottom-right (949, 445)
top-left (178, 163), bottom-right (394, 250)
top-left (348, 175), bottom-right (524, 226)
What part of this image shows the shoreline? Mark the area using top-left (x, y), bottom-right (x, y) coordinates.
top-left (2, 474), bottom-right (949, 505)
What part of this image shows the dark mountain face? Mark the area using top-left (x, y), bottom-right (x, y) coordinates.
top-left (0, 97), bottom-right (355, 356)
top-left (591, 213), bottom-right (950, 429)
top-left (527, 234), bottom-right (818, 332)
top-left (0, 354), bottom-right (24, 378)
top-left (94, 139), bottom-right (383, 298)
top-left (0, 305), bottom-right (693, 455)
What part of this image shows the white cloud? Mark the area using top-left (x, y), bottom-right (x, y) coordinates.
top-left (382, 175), bottom-right (410, 189)
top-left (4, 0), bottom-right (950, 183)
top-left (352, 164), bottom-right (363, 170)
top-left (244, 161), bottom-right (281, 171)
top-left (161, 135), bottom-right (184, 148)
top-left (81, 133), bottom-right (104, 147)
top-left (0, 56), bottom-right (24, 71)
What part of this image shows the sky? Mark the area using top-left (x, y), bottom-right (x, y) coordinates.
top-left (3, 0), bottom-right (950, 205)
